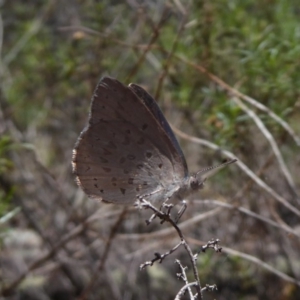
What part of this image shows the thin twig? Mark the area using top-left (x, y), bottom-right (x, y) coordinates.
top-left (140, 242), bottom-right (183, 269)
top-left (3, 1), bottom-right (54, 67)
top-left (1, 211), bottom-right (93, 296)
top-left (58, 24), bottom-right (300, 149)
top-left (199, 199), bottom-right (300, 239)
top-left (78, 208), bottom-right (128, 300)
top-left (188, 237), bottom-right (300, 288)
top-left (125, 6), bottom-right (170, 82)
top-left (231, 96), bottom-right (298, 200)
top-left (175, 259), bottom-right (194, 299)
top-left (154, 12), bottom-right (187, 100)
top-left (118, 207), bottom-right (222, 241)
top-left (139, 200), bottom-right (203, 299)
top-left (175, 282), bottom-right (198, 300)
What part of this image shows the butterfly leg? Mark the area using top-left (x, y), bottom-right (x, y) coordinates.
top-left (134, 196), bottom-right (147, 209)
top-left (161, 197), bottom-right (173, 211)
top-left (136, 196), bottom-right (175, 225)
top-left (135, 197), bottom-right (159, 225)
top-left (175, 200), bottom-right (187, 223)
top-left (135, 188), bottom-right (163, 207)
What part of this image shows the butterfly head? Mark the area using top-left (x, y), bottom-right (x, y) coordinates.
top-left (189, 159), bottom-right (237, 192)
top-left (189, 175), bottom-right (206, 191)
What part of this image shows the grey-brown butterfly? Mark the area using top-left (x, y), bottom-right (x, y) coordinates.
top-left (72, 77), bottom-right (236, 204)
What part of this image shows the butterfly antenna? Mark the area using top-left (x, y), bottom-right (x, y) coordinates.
top-left (196, 159), bottom-right (237, 179)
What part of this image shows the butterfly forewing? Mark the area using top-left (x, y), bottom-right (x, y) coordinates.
top-left (73, 77), bottom-right (187, 204)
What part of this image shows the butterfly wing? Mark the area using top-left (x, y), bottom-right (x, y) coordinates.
top-left (72, 77), bottom-right (187, 204)
top-left (129, 83), bottom-right (188, 177)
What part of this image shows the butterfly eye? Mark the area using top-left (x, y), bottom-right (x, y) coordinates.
top-left (190, 176), bottom-right (206, 191)
top-left (190, 177), bottom-right (199, 190)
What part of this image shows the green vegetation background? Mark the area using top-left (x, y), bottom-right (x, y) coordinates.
top-left (1, 1), bottom-right (299, 299)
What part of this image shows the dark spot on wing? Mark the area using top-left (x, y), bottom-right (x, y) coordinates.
top-left (111, 177), bottom-right (117, 187)
top-left (120, 188), bottom-right (126, 195)
top-left (128, 178), bottom-right (134, 184)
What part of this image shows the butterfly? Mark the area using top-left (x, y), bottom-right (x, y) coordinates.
top-left (72, 77), bottom-right (236, 205)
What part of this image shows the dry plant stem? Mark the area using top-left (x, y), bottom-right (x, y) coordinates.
top-left (175, 282), bottom-right (199, 300)
top-left (175, 55), bottom-right (300, 147)
top-left (78, 208), bottom-right (128, 300)
top-left (268, 199), bottom-right (299, 243)
top-left (125, 6), bottom-right (169, 82)
top-left (58, 25), bottom-right (161, 53)
top-left (0, 13), bottom-right (3, 65)
top-left (200, 200), bottom-right (300, 239)
top-left (0, 207), bottom-right (20, 224)
top-left (221, 246), bottom-right (300, 287)
top-left (200, 239), bottom-right (222, 254)
top-left (175, 259), bottom-right (194, 299)
top-left (173, 127), bottom-right (300, 218)
top-left (187, 237), bottom-right (300, 288)
top-left (3, 0), bottom-right (54, 68)
top-left (179, 60), bottom-right (297, 199)
top-left (140, 242), bottom-right (183, 269)
top-left (58, 25), bottom-right (300, 149)
top-left (125, 202), bottom-right (300, 287)
top-left (175, 255), bottom-right (219, 300)
top-left (233, 151), bottom-right (275, 201)
top-left (279, 231), bottom-right (300, 280)
top-left (154, 13), bottom-right (187, 100)
top-left (140, 200), bottom-right (203, 300)
top-left (175, 282), bottom-right (218, 300)
top-left (172, 0), bottom-right (187, 15)
top-left (120, 199), bottom-right (299, 243)
top-left (231, 96), bottom-right (298, 199)
top-left (1, 212), bottom-right (92, 296)
top-left (0, 202), bottom-right (116, 296)
top-left (18, 193), bottom-right (81, 290)
top-left (201, 284), bottom-right (218, 292)
top-left (118, 207), bottom-right (222, 241)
